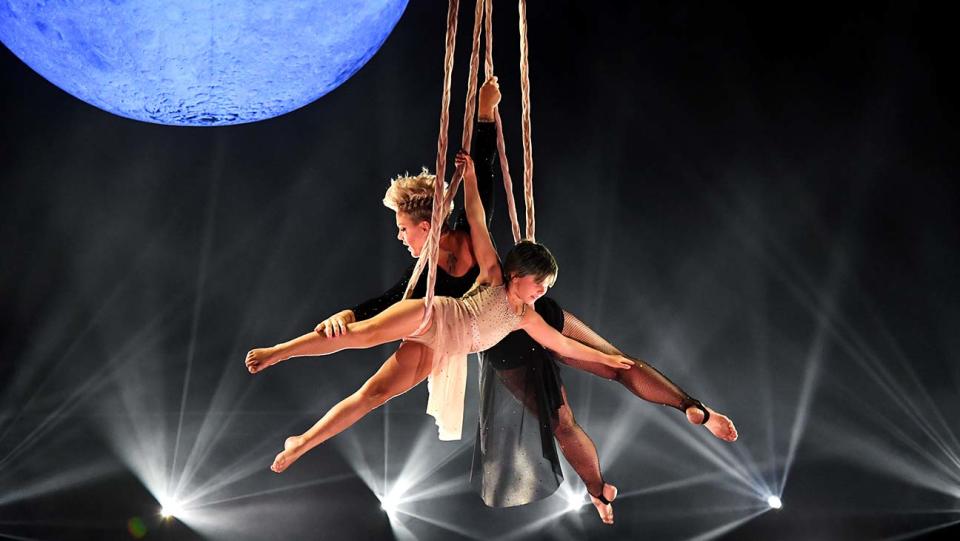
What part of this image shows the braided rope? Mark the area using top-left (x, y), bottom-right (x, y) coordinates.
top-left (484, 0), bottom-right (494, 78)
top-left (402, 0), bottom-right (459, 317)
top-left (404, 0), bottom-right (486, 333)
top-left (460, 0), bottom-right (486, 153)
top-left (485, 0), bottom-right (522, 244)
top-left (494, 108), bottom-right (521, 244)
top-left (518, 0), bottom-right (535, 242)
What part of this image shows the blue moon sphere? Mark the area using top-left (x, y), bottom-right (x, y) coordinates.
top-left (0, 1), bottom-right (408, 126)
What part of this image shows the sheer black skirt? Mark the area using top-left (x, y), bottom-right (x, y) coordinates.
top-left (470, 299), bottom-right (567, 507)
top-left (469, 296), bottom-right (708, 507)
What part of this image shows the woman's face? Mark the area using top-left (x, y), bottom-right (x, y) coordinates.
top-left (396, 212), bottom-right (430, 257)
top-left (510, 274), bottom-right (554, 305)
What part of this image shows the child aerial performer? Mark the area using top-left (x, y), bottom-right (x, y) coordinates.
top-left (244, 144), bottom-right (635, 506)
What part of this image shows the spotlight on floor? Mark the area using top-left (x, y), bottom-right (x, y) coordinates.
top-left (767, 495), bottom-right (783, 510)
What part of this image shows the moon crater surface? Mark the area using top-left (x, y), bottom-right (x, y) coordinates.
top-left (0, 1), bottom-right (408, 125)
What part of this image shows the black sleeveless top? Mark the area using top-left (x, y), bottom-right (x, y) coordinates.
top-left (351, 121), bottom-right (496, 319)
top-left (351, 263), bottom-right (479, 320)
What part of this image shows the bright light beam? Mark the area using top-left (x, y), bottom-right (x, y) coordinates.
top-left (159, 497), bottom-right (184, 519)
top-left (555, 482), bottom-right (587, 514)
top-left (380, 493), bottom-right (398, 513)
top-left (682, 508), bottom-right (770, 541)
top-left (187, 472), bottom-right (356, 509)
top-left (170, 159), bottom-right (220, 494)
top-left (648, 413), bottom-right (768, 497)
top-left (779, 316), bottom-right (827, 494)
top-left (618, 466), bottom-right (768, 501)
top-left (880, 518), bottom-right (960, 541)
top-left (390, 476), bottom-right (471, 505)
top-left (390, 507), bottom-right (487, 541)
top-left (495, 505), bottom-right (577, 541)
top-left (566, 495), bottom-right (585, 513)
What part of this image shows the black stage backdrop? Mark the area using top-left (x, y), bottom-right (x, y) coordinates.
top-left (1, 2), bottom-right (958, 541)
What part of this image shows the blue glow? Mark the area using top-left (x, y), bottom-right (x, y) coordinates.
top-left (0, 1), bottom-right (407, 126)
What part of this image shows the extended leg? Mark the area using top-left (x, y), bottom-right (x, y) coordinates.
top-left (246, 298), bottom-right (427, 373)
top-left (558, 311), bottom-right (737, 442)
top-left (493, 370), bottom-right (617, 524)
top-left (552, 386), bottom-right (618, 524)
top-left (271, 341), bottom-right (435, 472)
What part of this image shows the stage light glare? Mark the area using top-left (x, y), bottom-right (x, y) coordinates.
top-left (380, 494), bottom-right (398, 513)
top-left (567, 497), bottom-right (585, 513)
top-left (561, 490), bottom-right (586, 513)
top-left (159, 498), bottom-right (184, 519)
top-left (767, 495), bottom-right (782, 510)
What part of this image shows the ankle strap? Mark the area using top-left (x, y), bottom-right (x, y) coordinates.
top-left (691, 400), bottom-right (710, 424)
top-left (591, 491), bottom-right (611, 505)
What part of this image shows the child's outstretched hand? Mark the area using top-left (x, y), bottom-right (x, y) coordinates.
top-left (479, 76), bottom-right (501, 120)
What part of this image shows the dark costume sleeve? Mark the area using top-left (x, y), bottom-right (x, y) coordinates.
top-left (351, 121), bottom-right (498, 320)
top-left (350, 263), bottom-right (420, 321)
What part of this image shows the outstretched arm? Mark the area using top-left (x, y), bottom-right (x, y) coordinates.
top-left (520, 309), bottom-right (634, 369)
top-left (457, 151), bottom-right (501, 285)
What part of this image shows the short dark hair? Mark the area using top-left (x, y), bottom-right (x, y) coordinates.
top-left (502, 240), bottom-right (558, 285)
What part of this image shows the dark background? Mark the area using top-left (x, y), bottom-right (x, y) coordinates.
top-left (2, 2), bottom-right (958, 540)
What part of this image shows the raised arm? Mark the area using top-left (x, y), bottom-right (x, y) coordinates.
top-left (474, 77), bottom-right (500, 225)
top-left (448, 78), bottom-right (499, 233)
top-left (456, 150), bottom-right (501, 285)
top-left (472, 120), bottom-right (497, 228)
top-left (520, 309), bottom-right (635, 369)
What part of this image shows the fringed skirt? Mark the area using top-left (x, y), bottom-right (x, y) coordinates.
top-left (404, 295), bottom-right (473, 441)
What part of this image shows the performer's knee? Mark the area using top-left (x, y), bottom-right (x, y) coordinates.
top-left (358, 379), bottom-right (395, 407)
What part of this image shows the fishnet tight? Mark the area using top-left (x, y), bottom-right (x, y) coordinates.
top-left (495, 370), bottom-right (606, 497)
top-left (560, 311), bottom-right (705, 415)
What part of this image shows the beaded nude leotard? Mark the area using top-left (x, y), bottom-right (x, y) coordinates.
top-left (405, 284), bottom-right (525, 440)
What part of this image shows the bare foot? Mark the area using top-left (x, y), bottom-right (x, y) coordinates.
top-left (589, 483), bottom-right (617, 525)
top-left (686, 406), bottom-right (738, 442)
top-left (271, 436), bottom-right (306, 473)
top-left (245, 346), bottom-right (283, 374)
